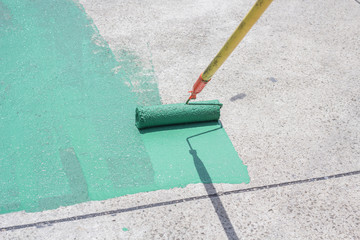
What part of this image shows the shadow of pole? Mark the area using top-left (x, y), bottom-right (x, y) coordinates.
top-left (186, 122), bottom-right (240, 240)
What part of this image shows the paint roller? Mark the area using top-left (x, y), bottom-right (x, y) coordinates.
top-left (136, 0), bottom-right (273, 129)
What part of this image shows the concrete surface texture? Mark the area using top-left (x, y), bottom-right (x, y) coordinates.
top-left (1, 0), bottom-right (360, 239)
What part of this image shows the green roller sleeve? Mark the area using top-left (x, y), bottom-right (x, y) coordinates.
top-left (135, 100), bottom-right (222, 129)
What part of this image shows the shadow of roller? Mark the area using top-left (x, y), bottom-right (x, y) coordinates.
top-left (186, 123), bottom-right (240, 240)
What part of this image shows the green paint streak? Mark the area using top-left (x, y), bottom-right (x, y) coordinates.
top-left (122, 227), bottom-right (129, 232)
top-left (141, 122), bottom-right (250, 187)
top-left (114, 50), bottom-right (161, 106)
top-left (0, 0), bottom-right (249, 215)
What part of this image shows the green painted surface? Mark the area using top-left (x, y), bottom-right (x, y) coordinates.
top-left (0, 0), bottom-right (249, 215)
top-left (0, 0), bottom-right (158, 214)
top-left (140, 122), bottom-right (249, 187)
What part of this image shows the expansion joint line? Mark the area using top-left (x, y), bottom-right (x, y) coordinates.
top-left (1, 170), bottom-right (359, 232)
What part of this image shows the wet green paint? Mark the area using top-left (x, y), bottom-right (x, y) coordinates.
top-left (0, 0), bottom-right (249, 215)
top-left (140, 122), bottom-right (249, 187)
top-left (0, 0), bottom-right (158, 214)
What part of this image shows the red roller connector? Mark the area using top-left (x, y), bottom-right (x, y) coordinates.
top-left (186, 73), bottom-right (210, 104)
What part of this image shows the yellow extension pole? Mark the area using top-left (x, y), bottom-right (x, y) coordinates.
top-left (187, 0), bottom-right (273, 103)
top-left (202, 0), bottom-right (273, 80)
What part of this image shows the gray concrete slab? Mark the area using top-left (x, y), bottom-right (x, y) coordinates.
top-left (1, 174), bottom-right (359, 239)
top-left (78, 0), bottom-right (360, 187)
top-left (1, 0), bottom-right (359, 239)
